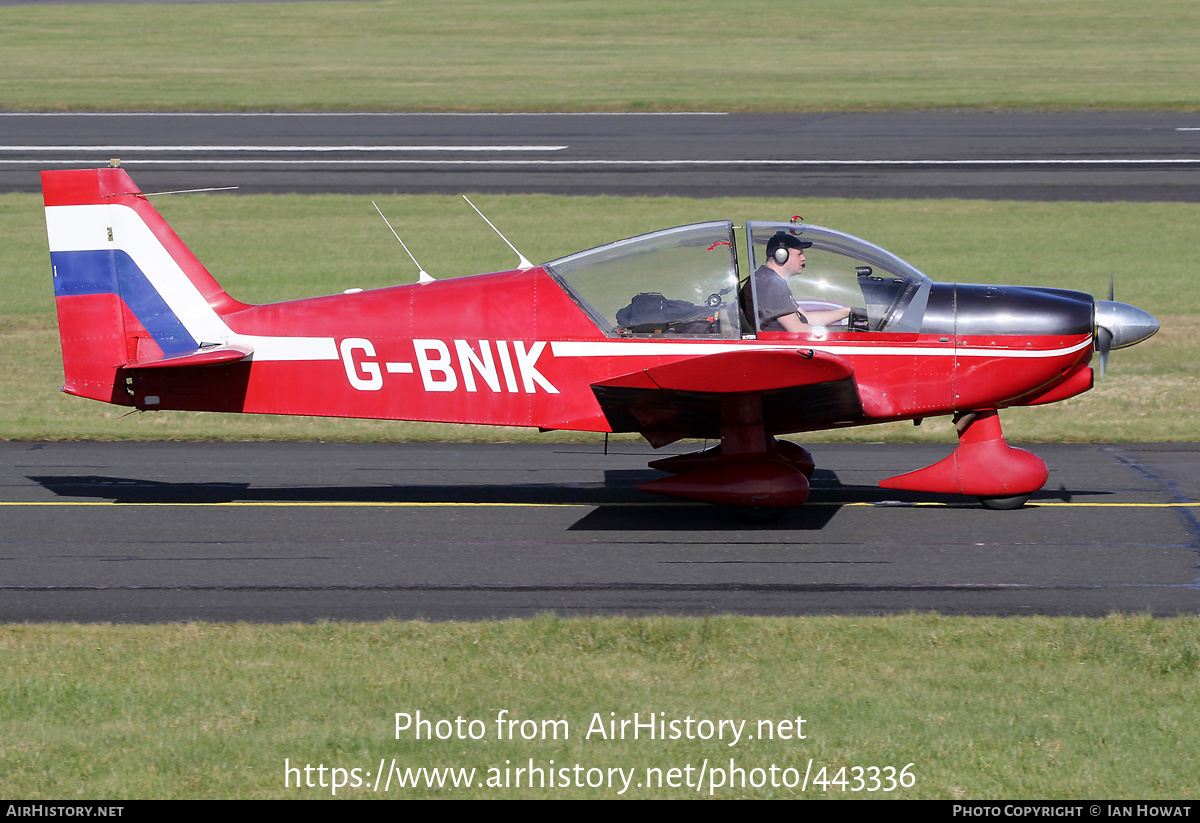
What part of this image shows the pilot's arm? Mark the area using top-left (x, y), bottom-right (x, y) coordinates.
top-left (776, 312), bottom-right (806, 333)
top-left (777, 306), bottom-right (852, 332)
top-left (802, 306), bottom-right (853, 327)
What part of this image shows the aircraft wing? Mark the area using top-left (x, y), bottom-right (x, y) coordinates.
top-left (590, 347), bottom-right (863, 446)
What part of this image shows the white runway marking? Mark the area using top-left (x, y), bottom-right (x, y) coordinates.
top-left (1, 144), bottom-right (566, 152)
top-left (0, 111), bottom-right (730, 117)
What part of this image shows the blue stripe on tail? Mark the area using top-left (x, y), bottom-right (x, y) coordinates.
top-left (51, 250), bottom-right (197, 355)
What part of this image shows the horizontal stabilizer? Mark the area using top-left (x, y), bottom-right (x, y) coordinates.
top-left (124, 343), bottom-right (253, 370)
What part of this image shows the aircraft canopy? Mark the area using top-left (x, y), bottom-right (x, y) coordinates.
top-left (545, 221), bottom-right (933, 338)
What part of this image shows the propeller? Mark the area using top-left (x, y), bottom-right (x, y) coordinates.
top-left (1096, 275), bottom-right (1115, 379)
top-left (1094, 275), bottom-right (1160, 379)
top-left (1095, 325), bottom-right (1113, 379)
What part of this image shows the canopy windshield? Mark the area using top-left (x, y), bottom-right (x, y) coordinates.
top-left (745, 222), bottom-right (932, 333)
top-left (545, 222), bottom-right (741, 339)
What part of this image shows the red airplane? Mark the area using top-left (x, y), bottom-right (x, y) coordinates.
top-left (42, 167), bottom-right (1159, 518)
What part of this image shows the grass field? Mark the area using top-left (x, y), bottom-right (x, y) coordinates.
top-left (2, 191), bottom-right (1194, 443)
top-left (1, 0), bottom-right (1199, 112)
top-left (3, 615), bottom-right (1199, 799)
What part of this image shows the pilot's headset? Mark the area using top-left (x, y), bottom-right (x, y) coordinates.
top-left (768, 231), bottom-right (809, 265)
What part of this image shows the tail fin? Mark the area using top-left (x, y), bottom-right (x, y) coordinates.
top-left (42, 168), bottom-right (250, 403)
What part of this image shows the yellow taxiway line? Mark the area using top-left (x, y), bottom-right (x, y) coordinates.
top-left (0, 501), bottom-right (1196, 508)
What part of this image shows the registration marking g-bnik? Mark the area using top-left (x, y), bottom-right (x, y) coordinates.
top-left (339, 338), bottom-right (559, 394)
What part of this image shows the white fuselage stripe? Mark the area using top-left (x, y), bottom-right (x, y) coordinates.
top-left (550, 338), bottom-right (1094, 359)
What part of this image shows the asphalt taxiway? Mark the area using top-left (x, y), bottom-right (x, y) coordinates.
top-left (2, 441), bottom-right (1196, 622)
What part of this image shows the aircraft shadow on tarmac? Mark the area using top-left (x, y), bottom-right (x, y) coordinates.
top-left (28, 469), bottom-right (1104, 532)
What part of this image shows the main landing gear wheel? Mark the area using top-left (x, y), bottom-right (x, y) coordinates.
top-left (977, 494), bottom-right (1032, 511)
top-left (732, 506), bottom-right (788, 524)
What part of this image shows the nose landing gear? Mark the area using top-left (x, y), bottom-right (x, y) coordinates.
top-left (879, 409), bottom-right (1048, 509)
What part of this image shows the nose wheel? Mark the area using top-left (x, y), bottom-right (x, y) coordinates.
top-left (978, 493), bottom-right (1033, 511)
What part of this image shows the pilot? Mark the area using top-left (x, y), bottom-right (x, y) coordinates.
top-left (742, 232), bottom-right (852, 332)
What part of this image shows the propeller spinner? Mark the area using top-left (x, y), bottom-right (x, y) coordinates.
top-left (1094, 298), bottom-right (1160, 378)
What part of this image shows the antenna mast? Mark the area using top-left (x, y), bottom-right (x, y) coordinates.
top-left (372, 202), bottom-right (434, 283)
top-left (462, 195), bottom-right (533, 270)
top-left (142, 187), bottom-right (239, 197)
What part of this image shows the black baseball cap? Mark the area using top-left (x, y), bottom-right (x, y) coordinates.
top-left (766, 231), bottom-right (812, 256)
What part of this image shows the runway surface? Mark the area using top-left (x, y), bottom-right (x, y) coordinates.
top-left (2, 441), bottom-right (1197, 622)
top-left (5, 111), bottom-right (1200, 200)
